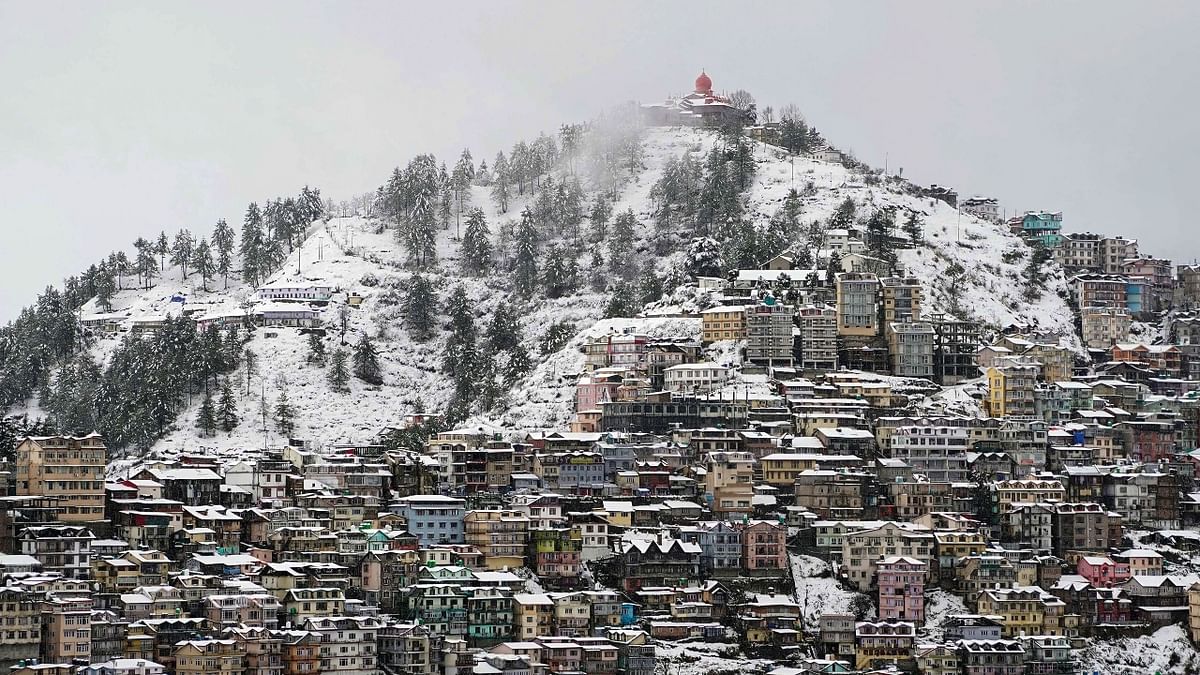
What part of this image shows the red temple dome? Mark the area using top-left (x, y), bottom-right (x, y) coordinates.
top-left (694, 70), bottom-right (712, 94)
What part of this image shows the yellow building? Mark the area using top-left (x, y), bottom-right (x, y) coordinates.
top-left (1189, 582), bottom-right (1200, 642)
top-left (173, 640), bottom-right (246, 675)
top-left (15, 434), bottom-right (106, 524)
top-left (759, 453), bottom-right (822, 488)
top-left (513, 593), bottom-right (554, 640)
top-left (985, 364), bottom-right (1038, 418)
top-left (977, 586), bottom-right (1065, 637)
top-left (995, 477), bottom-right (1066, 513)
top-left (465, 509), bottom-right (529, 570)
top-left (700, 305), bottom-right (747, 343)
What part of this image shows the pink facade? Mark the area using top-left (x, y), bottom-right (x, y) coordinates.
top-left (575, 373), bottom-right (624, 412)
top-left (876, 556), bottom-right (926, 623)
top-left (739, 521), bottom-right (787, 571)
top-left (1077, 556), bottom-right (1130, 588)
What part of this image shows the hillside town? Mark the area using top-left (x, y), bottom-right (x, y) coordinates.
top-left (6, 73), bottom-right (1200, 675)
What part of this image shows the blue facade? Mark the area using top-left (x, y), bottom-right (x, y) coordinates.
top-left (1126, 280), bottom-right (1146, 314)
top-left (393, 495), bottom-right (466, 546)
top-left (1021, 212), bottom-right (1064, 248)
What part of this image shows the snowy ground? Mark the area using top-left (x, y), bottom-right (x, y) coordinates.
top-left (790, 551), bottom-right (868, 628)
top-left (921, 588), bottom-right (968, 642)
top-left (25, 122), bottom-right (1090, 457)
top-left (1077, 625), bottom-right (1200, 674)
top-left (656, 641), bottom-right (774, 675)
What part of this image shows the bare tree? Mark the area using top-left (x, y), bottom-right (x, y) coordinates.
top-left (780, 103), bottom-right (804, 122)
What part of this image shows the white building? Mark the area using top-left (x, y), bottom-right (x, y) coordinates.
top-left (1081, 306), bottom-right (1131, 349)
top-left (256, 280), bottom-right (334, 302)
top-left (889, 426), bottom-right (970, 483)
top-left (959, 196), bottom-right (1000, 223)
top-left (745, 300), bottom-right (795, 367)
top-left (663, 363), bottom-right (730, 394)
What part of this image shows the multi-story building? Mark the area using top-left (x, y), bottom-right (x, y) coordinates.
top-left (391, 495), bottom-right (466, 546)
top-left (377, 622), bottom-right (436, 675)
top-left (889, 426), bottom-right (969, 483)
top-left (739, 520), bottom-right (786, 572)
top-left (704, 452), bottom-right (756, 516)
top-left (465, 510), bottom-right (529, 570)
top-left (957, 640), bottom-right (1024, 675)
top-left (1177, 264), bottom-right (1200, 310)
top-left (929, 314), bottom-right (984, 385)
top-left (986, 363), bottom-right (1039, 418)
top-left (1081, 306), bottom-right (1131, 349)
top-left (841, 522), bottom-right (934, 592)
top-left (1008, 211), bottom-right (1063, 247)
top-left (15, 434), bottom-right (106, 524)
top-left (1101, 236), bottom-right (1138, 275)
top-left (854, 620), bottom-right (915, 671)
top-left (876, 556), bottom-right (926, 623)
top-left (662, 363), bottom-right (729, 394)
top-left (977, 586), bottom-right (1066, 637)
top-left (302, 616), bottom-right (381, 675)
top-left (173, 640), bottom-right (246, 675)
top-left (879, 276), bottom-right (923, 327)
top-left (1054, 232), bottom-right (1101, 273)
top-left (1124, 256), bottom-right (1174, 309)
top-left (1071, 274), bottom-right (1127, 308)
top-left (0, 588), bottom-right (40, 669)
top-left (795, 305), bottom-right (838, 374)
top-left (887, 321), bottom-right (934, 378)
top-left (700, 305), bottom-right (747, 343)
top-left (19, 525), bottom-right (94, 579)
top-left (41, 595), bottom-right (93, 664)
top-left (836, 273), bottom-right (880, 337)
top-left (995, 477), bottom-right (1066, 513)
top-left (960, 196), bottom-right (999, 222)
top-left (744, 299), bottom-right (794, 367)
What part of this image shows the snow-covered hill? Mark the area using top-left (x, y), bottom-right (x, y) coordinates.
top-left (15, 122), bottom-right (1080, 457)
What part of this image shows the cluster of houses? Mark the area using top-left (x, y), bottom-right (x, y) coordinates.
top-left (79, 279), bottom-right (345, 336)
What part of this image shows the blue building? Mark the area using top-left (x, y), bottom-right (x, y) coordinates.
top-left (1126, 278), bottom-right (1149, 314)
top-left (391, 495), bottom-right (466, 546)
top-left (1011, 211), bottom-right (1064, 248)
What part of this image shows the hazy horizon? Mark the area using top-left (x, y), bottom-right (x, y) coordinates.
top-left (3, 0), bottom-right (1198, 322)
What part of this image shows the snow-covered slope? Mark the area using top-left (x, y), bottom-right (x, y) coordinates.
top-left (21, 122), bottom-right (1081, 455)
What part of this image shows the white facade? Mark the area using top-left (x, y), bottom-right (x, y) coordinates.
top-left (889, 426), bottom-right (970, 483)
top-left (663, 363), bottom-right (730, 394)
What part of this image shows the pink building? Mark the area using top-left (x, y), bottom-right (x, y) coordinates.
top-left (738, 520), bottom-right (787, 571)
top-left (1077, 556), bottom-right (1130, 588)
top-left (575, 369), bottom-right (627, 412)
top-left (1114, 549), bottom-right (1164, 577)
top-left (876, 556), bottom-right (926, 623)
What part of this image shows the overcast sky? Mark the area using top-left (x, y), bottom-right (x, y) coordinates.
top-left (2, 1), bottom-right (1197, 322)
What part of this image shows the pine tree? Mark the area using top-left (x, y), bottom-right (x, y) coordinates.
top-left (405, 274), bottom-right (436, 341)
top-left (452, 149), bottom-right (474, 238)
top-left (218, 377), bottom-right (239, 432)
top-left (513, 209), bottom-right (539, 297)
top-left (590, 195), bottom-right (612, 243)
top-left (491, 152), bottom-right (511, 213)
top-left (352, 334), bottom-right (384, 385)
top-left (212, 219), bottom-right (235, 288)
top-left (603, 281), bottom-right (638, 318)
top-left (328, 348), bottom-right (350, 392)
top-left (244, 348), bottom-right (258, 396)
top-left (442, 286), bottom-right (478, 423)
top-left (504, 343), bottom-right (533, 383)
top-left (241, 203), bottom-right (265, 287)
top-left (609, 209), bottom-right (637, 277)
top-left (542, 244), bottom-right (570, 299)
top-left (637, 262), bottom-right (664, 305)
top-left (193, 238), bottom-right (214, 291)
top-left (486, 303), bottom-right (522, 353)
top-left (197, 389), bottom-right (216, 436)
top-left (171, 229), bottom-right (195, 277)
top-left (460, 208), bottom-right (492, 275)
top-left (135, 240), bottom-right (158, 289)
top-left (903, 212), bottom-right (924, 244)
top-left (274, 389), bottom-right (295, 435)
top-left (830, 197), bottom-right (856, 228)
top-left (306, 332), bottom-right (326, 365)
top-left (155, 231), bottom-right (169, 271)
top-left (94, 266), bottom-right (116, 312)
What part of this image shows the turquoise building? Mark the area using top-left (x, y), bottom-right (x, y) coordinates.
top-left (1017, 211), bottom-right (1064, 248)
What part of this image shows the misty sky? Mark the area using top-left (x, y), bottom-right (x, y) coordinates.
top-left (2, 1), bottom-right (1197, 322)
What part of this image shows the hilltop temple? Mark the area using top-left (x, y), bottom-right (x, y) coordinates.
top-left (642, 70), bottom-right (743, 127)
